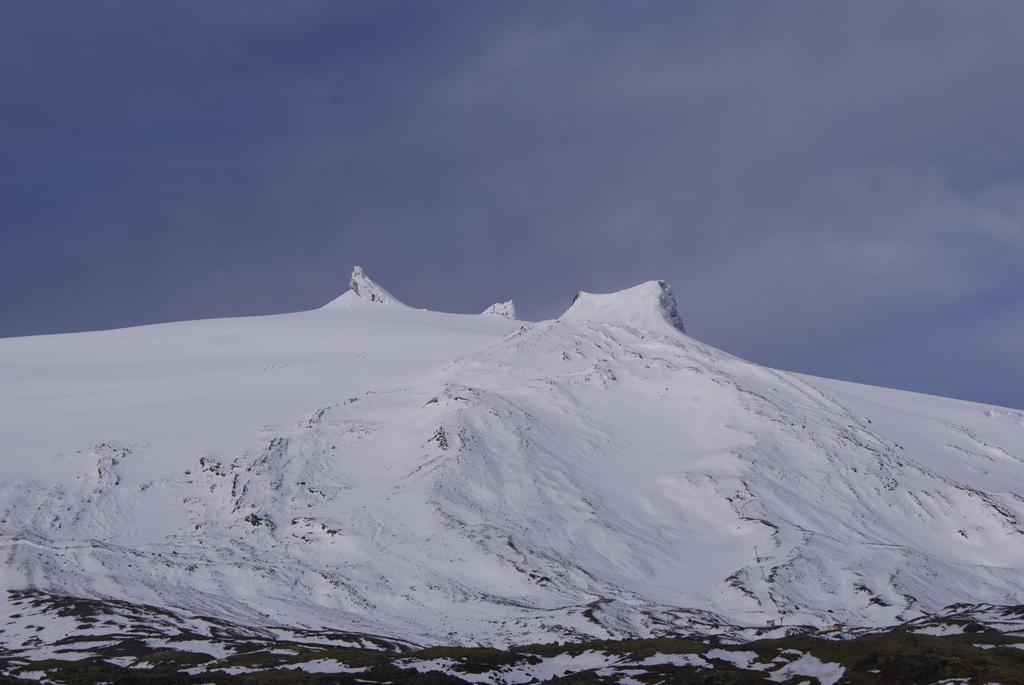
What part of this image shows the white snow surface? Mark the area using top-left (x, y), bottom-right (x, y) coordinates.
top-left (281, 659), bottom-right (368, 674)
top-left (2, 271), bottom-right (1024, 648)
top-left (402, 651), bottom-right (621, 684)
top-left (704, 649), bottom-right (770, 670)
top-left (767, 651), bottom-right (845, 684)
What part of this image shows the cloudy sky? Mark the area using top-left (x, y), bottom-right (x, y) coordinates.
top-left (2, 2), bottom-right (1023, 408)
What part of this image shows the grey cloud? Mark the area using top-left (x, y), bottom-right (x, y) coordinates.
top-left (1, 1), bottom-right (1022, 407)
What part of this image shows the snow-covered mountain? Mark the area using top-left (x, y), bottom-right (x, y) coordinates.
top-left (2, 267), bottom-right (1023, 652)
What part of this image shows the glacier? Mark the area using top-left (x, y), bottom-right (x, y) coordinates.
top-left (2, 266), bottom-right (1023, 652)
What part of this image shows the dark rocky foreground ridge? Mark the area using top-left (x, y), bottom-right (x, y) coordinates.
top-left (3, 591), bottom-right (1024, 684)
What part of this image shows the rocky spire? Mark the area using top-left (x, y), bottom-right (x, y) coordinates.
top-left (323, 266), bottom-right (407, 308)
top-left (481, 300), bottom-right (517, 320)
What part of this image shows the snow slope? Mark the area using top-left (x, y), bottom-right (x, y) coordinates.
top-left (2, 267), bottom-right (1023, 649)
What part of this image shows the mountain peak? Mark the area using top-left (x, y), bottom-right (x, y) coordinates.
top-left (481, 300), bottom-right (517, 320)
top-left (324, 266), bottom-right (406, 308)
top-left (560, 280), bottom-right (685, 333)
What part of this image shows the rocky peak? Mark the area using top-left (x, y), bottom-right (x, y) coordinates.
top-left (323, 266), bottom-right (406, 308)
top-left (561, 280), bottom-right (685, 333)
top-left (481, 300), bottom-right (517, 320)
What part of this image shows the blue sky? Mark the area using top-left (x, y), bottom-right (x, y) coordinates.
top-left (2, 1), bottom-right (1023, 408)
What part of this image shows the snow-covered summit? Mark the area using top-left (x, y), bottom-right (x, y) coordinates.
top-left (561, 279), bottom-right (685, 333)
top-left (3, 269), bottom-right (1024, 652)
top-left (481, 300), bottom-right (516, 320)
top-left (323, 266), bottom-right (406, 308)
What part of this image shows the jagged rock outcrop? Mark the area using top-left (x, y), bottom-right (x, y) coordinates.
top-left (323, 266), bottom-right (406, 308)
top-left (481, 300), bottom-right (516, 320)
